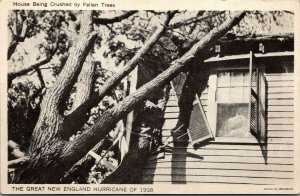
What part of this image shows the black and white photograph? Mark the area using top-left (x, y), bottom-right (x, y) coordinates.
top-left (0, 0), bottom-right (299, 194)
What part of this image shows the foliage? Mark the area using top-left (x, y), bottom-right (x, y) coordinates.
top-left (8, 81), bottom-right (41, 150)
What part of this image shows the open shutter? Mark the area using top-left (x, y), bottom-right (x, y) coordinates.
top-left (249, 67), bottom-right (259, 136)
top-left (188, 94), bottom-right (214, 145)
top-left (249, 52), bottom-right (267, 143)
top-left (258, 71), bottom-right (267, 143)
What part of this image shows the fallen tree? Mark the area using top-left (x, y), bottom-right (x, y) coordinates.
top-left (12, 11), bottom-right (245, 184)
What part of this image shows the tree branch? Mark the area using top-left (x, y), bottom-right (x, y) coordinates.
top-left (58, 11), bottom-right (246, 171)
top-left (60, 55), bottom-right (97, 139)
top-left (283, 10), bottom-right (294, 15)
top-left (93, 11), bottom-right (138, 25)
top-left (19, 19), bottom-right (28, 38)
top-left (8, 54), bottom-right (55, 84)
top-left (145, 10), bottom-right (166, 15)
top-left (69, 54), bottom-right (95, 114)
top-left (102, 86), bottom-right (170, 184)
top-left (62, 11), bottom-right (177, 136)
top-left (51, 13), bottom-right (97, 113)
top-left (35, 68), bottom-right (45, 88)
top-left (8, 11), bottom-right (29, 60)
top-left (62, 139), bottom-right (106, 183)
top-left (26, 11), bottom-right (97, 153)
top-left (169, 11), bottom-right (226, 29)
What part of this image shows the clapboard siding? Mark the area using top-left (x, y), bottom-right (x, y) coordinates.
top-left (268, 81), bottom-right (293, 87)
top-left (150, 148), bottom-right (293, 157)
top-left (268, 130), bottom-right (293, 138)
top-left (268, 118), bottom-right (293, 124)
top-left (268, 112), bottom-right (294, 118)
top-left (144, 161), bottom-right (294, 172)
top-left (265, 74), bottom-right (294, 81)
top-left (156, 139), bottom-right (294, 151)
top-left (268, 99), bottom-right (293, 106)
top-left (268, 87), bottom-right (294, 93)
top-left (268, 93), bottom-right (294, 99)
top-left (141, 72), bottom-right (294, 185)
top-left (146, 154), bottom-right (293, 164)
top-left (268, 125), bottom-right (293, 130)
top-left (200, 90), bottom-right (208, 113)
top-left (161, 132), bottom-right (294, 139)
top-left (268, 106), bottom-right (294, 112)
top-left (143, 168), bottom-right (293, 178)
top-left (160, 135), bottom-right (293, 144)
top-left (141, 175), bottom-right (293, 185)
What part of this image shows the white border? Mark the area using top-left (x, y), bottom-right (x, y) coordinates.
top-left (0, 0), bottom-right (299, 194)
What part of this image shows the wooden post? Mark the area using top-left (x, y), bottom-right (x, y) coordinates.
top-left (120, 67), bottom-right (138, 160)
top-left (248, 51), bottom-right (253, 132)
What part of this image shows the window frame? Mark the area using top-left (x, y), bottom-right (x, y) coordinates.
top-left (206, 59), bottom-right (266, 144)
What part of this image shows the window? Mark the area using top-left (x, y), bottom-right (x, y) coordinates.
top-left (211, 67), bottom-right (267, 143)
top-left (216, 70), bottom-right (251, 138)
top-left (174, 63), bottom-right (267, 145)
top-left (216, 103), bottom-right (250, 138)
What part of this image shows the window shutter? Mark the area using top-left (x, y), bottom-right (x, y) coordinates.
top-left (249, 64), bottom-right (267, 143)
top-left (249, 68), bottom-right (259, 136)
top-left (188, 94), bottom-right (214, 145)
top-left (258, 71), bottom-right (267, 143)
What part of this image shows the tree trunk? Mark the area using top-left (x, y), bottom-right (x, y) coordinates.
top-left (62, 54), bottom-right (96, 138)
top-left (12, 11), bottom-right (245, 184)
top-left (173, 62), bottom-right (210, 143)
top-left (102, 132), bottom-right (152, 184)
top-left (61, 139), bottom-right (107, 183)
top-left (65, 11), bottom-right (242, 184)
top-left (12, 11), bottom-right (97, 184)
top-left (59, 11), bottom-right (246, 170)
top-left (102, 85), bottom-right (170, 184)
top-left (62, 11), bottom-right (176, 136)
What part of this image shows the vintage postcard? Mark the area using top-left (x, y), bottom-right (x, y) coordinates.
top-left (0, 0), bottom-right (299, 194)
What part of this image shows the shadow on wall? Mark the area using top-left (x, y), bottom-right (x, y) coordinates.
top-left (170, 67), bottom-right (208, 184)
top-left (143, 64), bottom-right (209, 184)
top-left (171, 140), bottom-right (188, 184)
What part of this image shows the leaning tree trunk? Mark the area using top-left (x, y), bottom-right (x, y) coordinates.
top-left (62, 11), bottom-right (176, 137)
top-left (61, 54), bottom-right (96, 139)
top-left (12, 11), bottom-right (245, 184)
top-left (58, 12), bottom-right (246, 170)
top-left (54, 11), bottom-right (178, 182)
top-left (102, 85), bottom-right (170, 184)
top-left (103, 63), bottom-right (209, 184)
top-left (12, 11), bottom-right (97, 184)
top-left (172, 62), bottom-right (210, 142)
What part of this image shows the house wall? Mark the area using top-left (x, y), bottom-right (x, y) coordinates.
top-left (141, 72), bottom-right (294, 185)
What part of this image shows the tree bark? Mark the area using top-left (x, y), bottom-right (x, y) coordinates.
top-left (102, 86), bottom-right (170, 184)
top-left (58, 11), bottom-right (246, 176)
top-left (62, 54), bottom-right (96, 138)
top-left (8, 11), bottom-right (28, 60)
top-left (12, 11), bottom-right (97, 184)
top-left (70, 55), bottom-right (95, 112)
top-left (102, 132), bottom-right (152, 184)
top-left (169, 11), bottom-right (225, 29)
top-left (8, 51), bottom-right (57, 86)
top-left (12, 11), bottom-right (245, 184)
top-left (93, 11), bottom-right (138, 25)
top-left (61, 139), bottom-right (107, 183)
top-left (173, 63), bottom-right (210, 143)
top-left (62, 11), bottom-right (177, 136)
